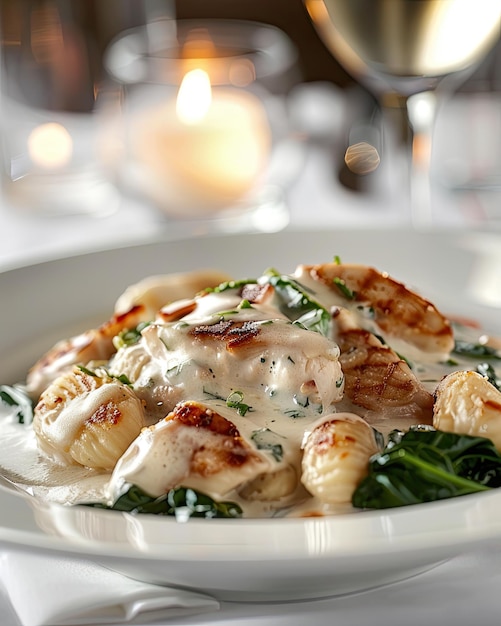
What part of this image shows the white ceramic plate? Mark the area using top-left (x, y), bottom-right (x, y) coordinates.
top-left (2, 227), bottom-right (501, 602)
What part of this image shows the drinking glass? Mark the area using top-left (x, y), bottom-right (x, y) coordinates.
top-left (0, 0), bottom-right (127, 216)
top-left (304, 0), bottom-right (501, 228)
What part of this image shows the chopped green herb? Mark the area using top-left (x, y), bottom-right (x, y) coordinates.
top-left (166, 360), bottom-right (191, 377)
top-left (396, 352), bottom-right (413, 368)
top-left (293, 394), bottom-right (309, 409)
top-left (202, 388), bottom-right (225, 401)
top-left (112, 373), bottom-right (133, 387)
top-left (216, 310), bottom-right (240, 317)
top-left (77, 364), bottom-right (98, 377)
top-left (251, 428), bottom-right (284, 462)
top-left (174, 321), bottom-right (190, 329)
top-left (206, 278), bottom-right (258, 293)
top-left (333, 255), bottom-right (342, 265)
top-left (293, 308), bottom-right (331, 336)
top-left (0, 385), bottom-right (34, 424)
top-left (226, 390), bottom-right (251, 416)
top-left (333, 277), bottom-right (357, 300)
top-left (77, 365), bottom-right (133, 387)
top-left (113, 321), bottom-right (151, 349)
top-left (238, 299), bottom-right (253, 309)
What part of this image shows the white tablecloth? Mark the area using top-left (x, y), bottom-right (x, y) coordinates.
top-left (2, 548), bottom-right (501, 626)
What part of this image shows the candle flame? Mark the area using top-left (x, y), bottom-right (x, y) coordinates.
top-left (176, 69), bottom-right (212, 125)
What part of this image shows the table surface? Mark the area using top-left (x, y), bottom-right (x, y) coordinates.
top-left (1, 84), bottom-right (501, 626)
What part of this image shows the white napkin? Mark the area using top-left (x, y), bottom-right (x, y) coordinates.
top-left (0, 550), bottom-right (219, 626)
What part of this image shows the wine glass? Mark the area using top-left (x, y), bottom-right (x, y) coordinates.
top-left (304, 0), bottom-right (501, 228)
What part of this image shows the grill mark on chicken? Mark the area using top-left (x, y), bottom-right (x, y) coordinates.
top-left (240, 283), bottom-right (274, 304)
top-left (170, 401), bottom-right (240, 438)
top-left (27, 304), bottom-right (147, 398)
top-left (167, 401), bottom-right (262, 473)
top-left (302, 263), bottom-right (454, 354)
top-left (190, 319), bottom-right (261, 349)
top-left (337, 326), bottom-right (433, 420)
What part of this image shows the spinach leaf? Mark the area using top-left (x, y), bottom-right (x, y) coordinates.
top-left (352, 427), bottom-right (501, 509)
top-left (0, 385), bottom-right (34, 424)
top-left (453, 340), bottom-right (501, 360)
top-left (86, 485), bottom-right (242, 519)
top-left (262, 270), bottom-right (331, 337)
top-left (476, 362), bottom-right (501, 391)
top-left (332, 277), bottom-right (356, 300)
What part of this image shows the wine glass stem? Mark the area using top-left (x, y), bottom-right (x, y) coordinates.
top-left (405, 91), bottom-right (438, 230)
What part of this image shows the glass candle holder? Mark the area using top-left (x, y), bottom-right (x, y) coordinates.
top-left (0, 1), bottom-right (121, 216)
top-left (104, 18), bottom-right (299, 233)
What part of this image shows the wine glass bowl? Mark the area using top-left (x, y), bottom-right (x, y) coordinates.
top-left (305, 0), bottom-right (501, 95)
top-left (305, 0), bottom-right (501, 227)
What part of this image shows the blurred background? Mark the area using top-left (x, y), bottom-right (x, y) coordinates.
top-left (0, 0), bottom-right (500, 268)
top-left (3, 0), bottom-right (498, 96)
top-left (0, 0), bottom-right (354, 93)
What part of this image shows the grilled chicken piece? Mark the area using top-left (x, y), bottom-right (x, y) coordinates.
top-left (433, 370), bottom-right (501, 451)
top-left (114, 269), bottom-right (232, 316)
top-left (294, 262), bottom-right (454, 357)
top-left (334, 309), bottom-right (434, 425)
top-left (27, 270), bottom-right (231, 400)
top-left (106, 400), bottom-right (273, 502)
top-left (238, 464), bottom-right (298, 502)
top-left (26, 305), bottom-right (146, 400)
top-left (110, 312), bottom-right (345, 424)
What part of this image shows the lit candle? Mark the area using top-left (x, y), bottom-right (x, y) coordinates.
top-left (131, 69), bottom-right (272, 217)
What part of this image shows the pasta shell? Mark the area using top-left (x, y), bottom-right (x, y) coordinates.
top-left (301, 413), bottom-right (380, 504)
top-left (33, 367), bottom-right (146, 470)
top-left (433, 370), bottom-right (501, 450)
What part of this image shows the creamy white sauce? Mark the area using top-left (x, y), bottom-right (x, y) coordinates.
top-left (0, 270), bottom-right (498, 519)
top-left (39, 385), bottom-right (116, 451)
top-left (106, 400), bottom-right (275, 503)
top-left (110, 302), bottom-right (343, 429)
